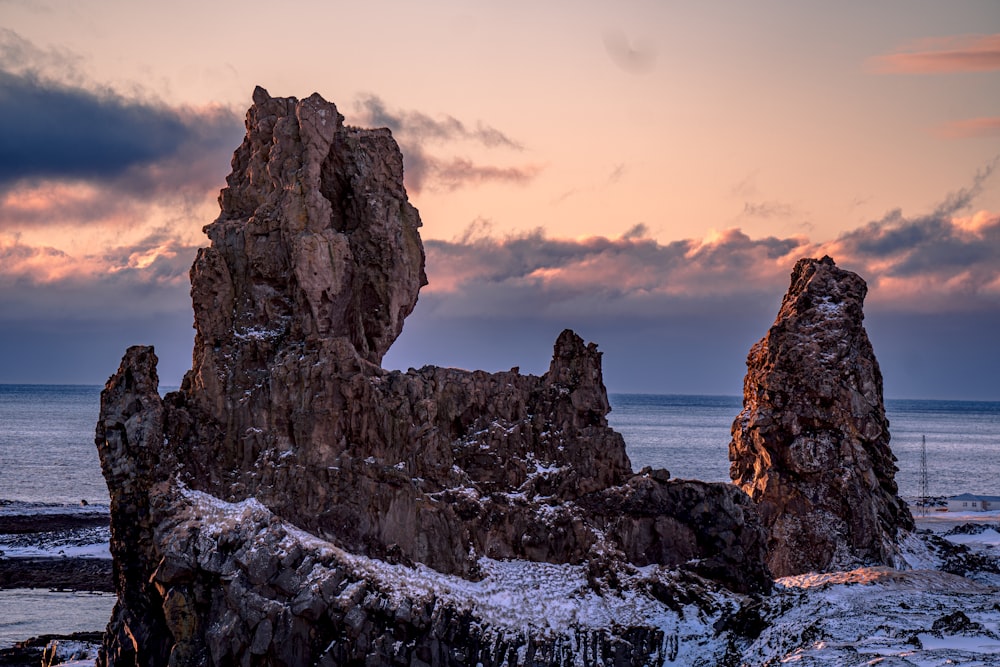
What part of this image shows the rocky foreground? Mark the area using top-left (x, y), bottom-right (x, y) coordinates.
top-left (86, 87), bottom-right (999, 667)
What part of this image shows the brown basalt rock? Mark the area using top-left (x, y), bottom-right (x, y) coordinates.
top-left (729, 256), bottom-right (914, 577)
top-left (95, 88), bottom-right (771, 666)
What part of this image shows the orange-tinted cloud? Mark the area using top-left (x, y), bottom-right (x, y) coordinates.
top-left (868, 33), bottom-right (1000, 74)
top-left (420, 166), bottom-right (999, 320)
top-left (934, 116), bottom-right (1000, 139)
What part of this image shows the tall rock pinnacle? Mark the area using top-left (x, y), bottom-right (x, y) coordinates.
top-left (729, 256), bottom-right (913, 577)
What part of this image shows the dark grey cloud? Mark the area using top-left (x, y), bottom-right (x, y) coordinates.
top-left (0, 231), bottom-right (197, 317)
top-left (422, 225), bottom-right (803, 322)
top-left (0, 70), bottom-right (180, 184)
top-left (0, 239), bottom-right (195, 385)
top-left (832, 161), bottom-right (1000, 283)
top-left (0, 69), bottom-right (243, 232)
top-left (352, 95), bottom-right (537, 193)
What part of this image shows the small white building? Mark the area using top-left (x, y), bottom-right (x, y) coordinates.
top-left (947, 494), bottom-right (1000, 512)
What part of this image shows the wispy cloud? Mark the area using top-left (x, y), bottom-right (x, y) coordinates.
top-left (934, 116), bottom-right (1000, 140)
top-left (868, 33), bottom-right (1000, 74)
top-left (602, 29), bottom-right (657, 74)
top-left (356, 95), bottom-right (523, 150)
top-left (353, 95), bottom-right (539, 193)
top-left (432, 159), bottom-right (541, 190)
top-left (742, 200), bottom-right (794, 219)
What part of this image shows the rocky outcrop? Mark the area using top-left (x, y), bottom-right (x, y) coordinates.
top-left (95, 88), bottom-right (770, 666)
top-left (729, 256), bottom-right (913, 577)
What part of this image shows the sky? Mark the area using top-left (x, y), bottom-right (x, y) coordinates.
top-left (0, 0), bottom-right (998, 400)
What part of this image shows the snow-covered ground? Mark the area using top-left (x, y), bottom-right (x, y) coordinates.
top-left (0, 526), bottom-right (110, 559)
top-left (171, 489), bottom-right (1000, 666)
top-left (7, 494), bottom-right (997, 665)
top-left (736, 509), bottom-right (1000, 665)
top-left (0, 501), bottom-right (111, 558)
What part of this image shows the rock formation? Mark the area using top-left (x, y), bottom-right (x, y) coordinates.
top-left (95, 88), bottom-right (770, 667)
top-left (729, 256), bottom-right (914, 577)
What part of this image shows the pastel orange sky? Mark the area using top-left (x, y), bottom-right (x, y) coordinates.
top-left (1, 1), bottom-right (998, 399)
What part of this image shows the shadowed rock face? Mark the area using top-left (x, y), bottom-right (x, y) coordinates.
top-left (729, 256), bottom-right (914, 577)
top-left (95, 88), bottom-right (771, 666)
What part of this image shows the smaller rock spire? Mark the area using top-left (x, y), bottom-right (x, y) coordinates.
top-left (729, 256), bottom-right (913, 577)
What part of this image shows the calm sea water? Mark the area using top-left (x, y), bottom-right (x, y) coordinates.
top-left (1, 385), bottom-right (996, 508)
top-left (609, 394), bottom-right (1000, 498)
top-left (0, 385), bottom-right (998, 647)
top-left (0, 385), bottom-right (108, 506)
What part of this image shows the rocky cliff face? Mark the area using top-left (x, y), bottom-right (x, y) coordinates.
top-left (729, 256), bottom-right (914, 577)
top-left (95, 88), bottom-right (771, 667)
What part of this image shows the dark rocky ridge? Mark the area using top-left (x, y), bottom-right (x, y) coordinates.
top-left (95, 88), bottom-right (771, 666)
top-left (729, 256), bottom-right (914, 577)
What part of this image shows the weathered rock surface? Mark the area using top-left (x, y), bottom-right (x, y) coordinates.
top-left (729, 256), bottom-right (914, 577)
top-left (95, 88), bottom-right (770, 666)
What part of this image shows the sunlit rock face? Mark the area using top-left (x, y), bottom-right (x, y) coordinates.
top-left (95, 88), bottom-right (771, 667)
top-left (729, 256), bottom-right (914, 577)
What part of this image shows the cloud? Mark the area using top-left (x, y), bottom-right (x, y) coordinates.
top-left (0, 30), bottom-right (243, 235)
top-left (742, 200), bottom-right (794, 219)
top-left (414, 164), bottom-right (1000, 327)
top-left (383, 174), bottom-right (1000, 398)
top-left (934, 116), bottom-right (1000, 139)
top-left (432, 159), bottom-right (542, 190)
top-left (824, 189), bottom-right (1000, 311)
top-left (352, 95), bottom-right (539, 193)
top-left (0, 69), bottom-right (243, 197)
top-left (421, 223), bottom-right (810, 321)
top-left (356, 95), bottom-right (523, 150)
top-left (0, 27), bottom-right (85, 86)
top-left (0, 230), bottom-right (197, 321)
top-left (602, 29), bottom-right (657, 74)
top-left (868, 33), bottom-right (1000, 74)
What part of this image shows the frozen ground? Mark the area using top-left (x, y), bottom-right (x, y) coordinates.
top-left (172, 490), bottom-right (1000, 666)
top-left (0, 501), bottom-right (110, 559)
top-left (4, 498), bottom-right (998, 665)
top-left (0, 527), bottom-right (110, 559)
top-left (736, 509), bottom-right (1000, 665)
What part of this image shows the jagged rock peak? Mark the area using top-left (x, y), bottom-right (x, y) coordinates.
top-left (191, 86), bottom-right (425, 391)
top-left (729, 256), bottom-right (913, 577)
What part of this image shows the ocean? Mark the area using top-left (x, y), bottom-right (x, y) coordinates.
top-left (608, 393), bottom-right (1000, 499)
top-left (1, 385), bottom-right (999, 647)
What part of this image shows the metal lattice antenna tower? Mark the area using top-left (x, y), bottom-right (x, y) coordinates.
top-left (919, 434), bottom-right (929, 516)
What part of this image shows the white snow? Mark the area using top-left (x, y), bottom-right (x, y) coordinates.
top-left (0, 540), bottom-right (110, 559)
top-left (174, 487), bottom-right (735, 664)
top-left (917, 633), bottom-right (1000, 653)
top-left (946, 528), bottom-right (1000, 546)
top-left (167, 486), bottom-right (1000, 666)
